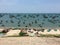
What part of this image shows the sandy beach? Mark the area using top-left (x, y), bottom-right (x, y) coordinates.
top-left (0, 37), bottom-right (60, 45)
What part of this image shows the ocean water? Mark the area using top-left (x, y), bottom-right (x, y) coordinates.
top-left (0, 13), bottom-right (60, 29)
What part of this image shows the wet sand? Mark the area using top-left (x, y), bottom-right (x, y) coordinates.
top-left (0, 37), bottom-right (60, 45)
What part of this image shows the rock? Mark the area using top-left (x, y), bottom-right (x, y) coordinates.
top-left (27, 29), bottom-right (37, 37)
top-left (5, 30), bottom-right (21, 36)
top-left (0, 28), bottom-right (4, 32)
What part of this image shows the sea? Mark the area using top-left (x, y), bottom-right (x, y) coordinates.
top-left (0, 13), bottom-right (60, 29)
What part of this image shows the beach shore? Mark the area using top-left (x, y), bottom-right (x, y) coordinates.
top-left (0, 37), bottom-right (60, 45)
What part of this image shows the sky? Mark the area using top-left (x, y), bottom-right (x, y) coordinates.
top-left (0, 0), bottom-right (60, 13)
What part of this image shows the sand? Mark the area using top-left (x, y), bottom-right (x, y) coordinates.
top-left (0, 37), bottom-right (60, 45)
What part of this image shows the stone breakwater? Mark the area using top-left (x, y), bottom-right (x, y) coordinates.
top-left (0, 28), bottom-right (60, 37)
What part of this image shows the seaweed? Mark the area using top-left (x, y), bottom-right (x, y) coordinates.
top-left (19, 31), bottom-right (27, 36)
top-left (39, 24), bottom-right (42, 27)
top-left (18, 21), bottom-right (21, 24)
top-left (47, 29), bottom-right (51, 32)
top-left (52, 16), bottom-right (57, 19)
top-left (0, 22), bottom-right (2, 24)
top-left (1, 24), bottom-right (5, 27)
top-left (0, 14), bottom-right (4, 18)
top-left (32, 16), bottom-right (35, 18)
top-left (35, 20), bottom-right (37, 24)
top-left (41, 29), bottom-right (45, 32)
top-left (23, 15), bottom-right (26, 18)
top-left (6, 20), bottom-right (8, 23)
top-left (17, 14), bottom-right (20, 17)
top-left (23, 22), bottom-right (25, 24)
top-left (37, 19), bottom-right (39, 21)
top-left (25, 26), bottom-right (28, 27)
top-left (9, 15), bottom-right (15, 18)
top-left (0, 20), bottom-right (3, 24)
top-left (10, 20), bottom-right (14, 23)
top-left (43, 15), bottom-right (48, 18)
top-left (36, 14), bottom-right (39, 17)
top-left (32, 22), bottom-right (33, 24)
top-left (0, 20), bottom-right (3, 23)
top-left (18, 25), bottom-right (20, 27)
top-left (58, 25), bottom-right (60, 27)
top-left (29, 23), bottom-right (31, 27)
top-left (43, 19), bottom-right (45, 21)
top-left (48, 19), bottom-right (55, 24)
top-left (28, 15), bottom-right (32, 17)
top-left (42, 22), bottom-right (44, 25)
top-left (54, 29), bottom-right (57, 31)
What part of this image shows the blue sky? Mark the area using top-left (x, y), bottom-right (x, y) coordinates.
top-left (0, 0), bottom-right (60, 13)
